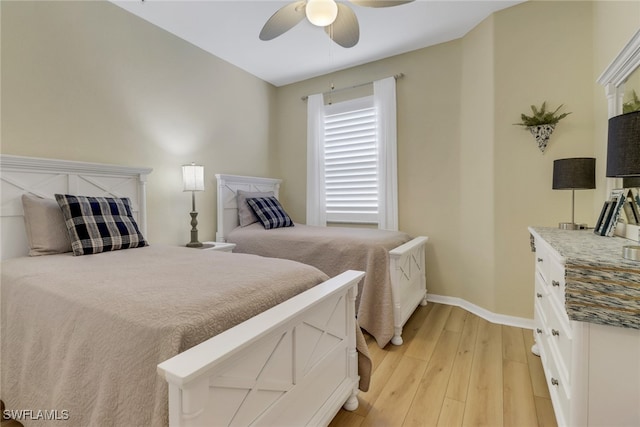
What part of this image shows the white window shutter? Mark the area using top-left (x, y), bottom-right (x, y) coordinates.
top-left (324, 97), bottom-right (378, 224)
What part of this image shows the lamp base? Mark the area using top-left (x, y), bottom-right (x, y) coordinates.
top-left (558, 222), bottom-right (588, 230)
top-left (186, 210), bottom-right (202, 248)
top-left (623, 245), bottom-right (640, 261)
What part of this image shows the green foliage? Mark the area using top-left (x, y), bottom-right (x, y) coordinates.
top-left (623, 90), bottom-right (640, 113)
top-left (514, 102), bottom-right (571, 127)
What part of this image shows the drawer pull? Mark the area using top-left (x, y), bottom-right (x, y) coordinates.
top-left (536, 328), bottom-right (543, 334)
top-left (536, 293), bottom-right (543, 299)
top-left (552, 329), bottom-right (560, 337)
top-left (552, 280), bottom-right (560, 287)
top-left (551, 378), bottom-right (559, 386)
top-left (537, 257), bottom-right (543, 263)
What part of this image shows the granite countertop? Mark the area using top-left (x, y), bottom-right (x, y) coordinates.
top-left (529, 227), bottom-right (640, 330)
top-left (530, 227), bottom-right (640, 270)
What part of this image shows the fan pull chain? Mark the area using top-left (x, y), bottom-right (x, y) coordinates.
top-left (327, 24), bottom-right (335, 105)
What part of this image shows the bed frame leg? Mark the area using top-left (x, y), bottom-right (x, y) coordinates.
top-left (343, 389), bottom-right (359, 411)
top-left (420, 292), bottom-right (428, 306)
top-left (391, 328), bottom-right (403, 346)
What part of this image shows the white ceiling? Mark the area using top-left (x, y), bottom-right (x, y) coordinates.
top-left (112, 0), bottom-right (525, 87)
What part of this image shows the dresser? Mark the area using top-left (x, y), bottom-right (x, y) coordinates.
top-left (529, 227), bottom-right (640, 427)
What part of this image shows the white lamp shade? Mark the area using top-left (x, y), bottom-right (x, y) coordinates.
top-left (306, 0), bottom-right (338, 27)
top-left (182, 164), bottom-right (204, 192)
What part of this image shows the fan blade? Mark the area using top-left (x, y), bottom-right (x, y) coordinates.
top-left (325, 3), bottom-right (359, 48)
top-left (349, 0), bottom-right (414, 7)
top-left (259, 1), bottom-right (307, 41)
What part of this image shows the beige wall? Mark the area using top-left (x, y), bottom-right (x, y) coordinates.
top-left (459, 15), bottom-right (496, 311)
top-left (1, 0), bottom-right (276, 245)
top-left (492, 1), bottom-right (595, 317)
top-left (2, 1), bottom-right (639, 319)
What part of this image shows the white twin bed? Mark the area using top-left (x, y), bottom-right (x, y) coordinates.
top-left (215, 174), bottom-right (429, 348)
top-left (0, 155), bottom-right (366, 427)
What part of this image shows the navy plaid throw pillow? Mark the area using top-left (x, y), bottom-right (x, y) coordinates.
top-left (55, 194), bottom-right (148, 256)
top-left (246, 196), bottom-right (294, 230)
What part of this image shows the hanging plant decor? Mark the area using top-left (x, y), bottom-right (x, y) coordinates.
top-left (528, 123), bottom-right (556, 152)
top-left (515, 102), bottom-right (571, 153)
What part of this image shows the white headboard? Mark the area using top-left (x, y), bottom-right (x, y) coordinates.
top-left (215, 174), bottom-right (281, 242)
top-left (0, 155), bottom-right (153, 260)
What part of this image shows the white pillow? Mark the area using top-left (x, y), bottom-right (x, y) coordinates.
top-left (21, 194), bottom-right (72, 256)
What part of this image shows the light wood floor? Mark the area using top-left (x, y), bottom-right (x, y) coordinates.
top-left (329, 303), bottom-right (558, 427)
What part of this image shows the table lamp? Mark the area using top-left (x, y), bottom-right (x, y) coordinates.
top-left (182, 163), bottom-right (204, 248)
top-left (552, 157), bottom-right (596, 230)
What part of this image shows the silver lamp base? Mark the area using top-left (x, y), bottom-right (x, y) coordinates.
top-left (623, 245), bottom-right (640, 261)
top-left (558, 222), bottom-right (587, 230)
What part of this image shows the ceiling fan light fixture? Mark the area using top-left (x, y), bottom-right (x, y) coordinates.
top-left (305, 0), bottom-right (338, 27)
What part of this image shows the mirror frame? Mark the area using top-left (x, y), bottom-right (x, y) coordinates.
top-left (597, 28), bottom-right (640, 241)
top-left (597, 29), bottom-right (640, 118)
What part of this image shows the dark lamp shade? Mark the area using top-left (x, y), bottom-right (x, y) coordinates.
top-left (552, 158), bottom-right (596, 190)
top-left (606, 110), bottom-right (640, 177)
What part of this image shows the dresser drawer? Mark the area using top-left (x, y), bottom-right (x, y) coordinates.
top-left (534, 242), bottom-right (551, 284)
top-left (535, 273), bottom-right (552, 323)
top-left (549, 256), bottom-right (567, 315)
top-left (546, 298), bottom-right (573, 387)
top-left (545, 340), bottom-right (571, 427)
top-left (533, 300), bottom-right (549, 364)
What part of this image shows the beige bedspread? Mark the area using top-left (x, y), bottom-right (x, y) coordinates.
top-left (228, 223), bottom-right (412, 347)
top-left (0, 245), bottom-right (350, 426)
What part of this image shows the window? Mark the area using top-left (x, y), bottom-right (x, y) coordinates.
top-left (307, 76), bottom-right (398, 230)
top-left (324, 96), bottom-right (378, 224)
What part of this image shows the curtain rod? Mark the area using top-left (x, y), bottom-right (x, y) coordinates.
top-left (301, 73), bottom-right (404, 101)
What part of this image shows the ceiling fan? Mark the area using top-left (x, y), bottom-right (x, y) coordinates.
top-left (259, 0), bottom-right (414, 48)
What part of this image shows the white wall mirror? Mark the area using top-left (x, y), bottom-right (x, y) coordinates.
top-left (597, 28), bottom-right (640, 241)
top-left (623, 68), bottom-right (640, 113)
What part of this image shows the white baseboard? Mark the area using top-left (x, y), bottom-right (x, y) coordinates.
top-left (427, 294), bottom-right (534, 330)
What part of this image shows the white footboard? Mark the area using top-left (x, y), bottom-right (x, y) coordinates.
top-left (158, 270), bottom-right (365, 427)
top-left (389, 236), bottom-right (429, 345)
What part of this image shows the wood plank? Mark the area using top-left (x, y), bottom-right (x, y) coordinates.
top-left (360, 355), bottom-right (427, 427)
top-left (445, 313), bottom-right (480, 402)
top-left (502, 325), bottom-right (527, 363)
top-left (503, 359), bottom-right (538, 427)
top-left (445, 306), bottom-right (468, 333)
top-left (329, 410), bottom-right (365, 427)
top-left (353, 348), bottom-right (404, 417)
top-left (393, 303), bottom-right (434, 355)
top-left (534, 396), bottom-right (558, 427)
top-left (364, 332), bottom-right (388, 375)
top-left (522, 329), bottom-right (550, 399)
top-left (403, 330), bottom-right (461, 427)
top-left (436, 398), bottom-right (465, 427)
top-left (404, 304), bottom-right (452, 362)
top-left (462, 319), bottom-right (503, 427)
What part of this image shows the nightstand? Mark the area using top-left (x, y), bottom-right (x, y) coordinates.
top-left (199, 241), bottom-right (236, 252)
